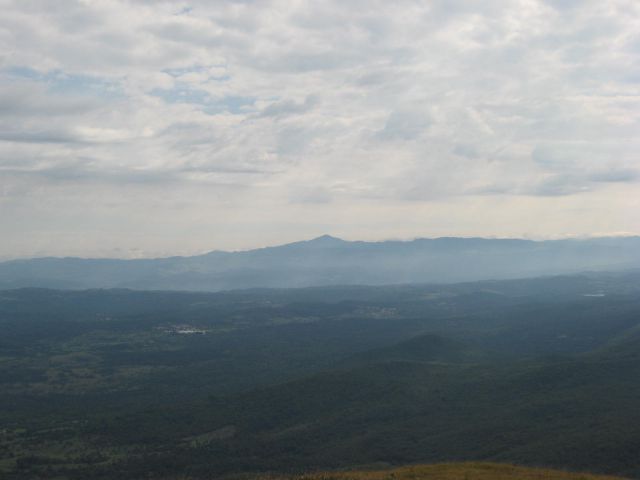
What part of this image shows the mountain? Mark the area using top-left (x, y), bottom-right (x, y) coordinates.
top-left (2, 236), bottom-right (639, 291)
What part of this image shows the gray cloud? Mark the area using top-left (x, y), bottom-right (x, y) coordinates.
top-left (0, 82), bottom-right (102, 117)
top-left (0, 0), bottom-right (638, 258)
top-left (529, 175), bottom-right (591, 197)
top-left (376, 109), bottom-right (432, 141)
top-left (452, 144), bottom-right (480, 159)
top-left (589, 169), bottom-right (639, 183)
top-left (0, 129), bottom-right (82, 144)
top-left (257, 95), bottom-right (318, 118)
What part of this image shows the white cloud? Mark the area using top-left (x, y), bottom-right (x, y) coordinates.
top-left (0, 0), bottom-right (638, 258)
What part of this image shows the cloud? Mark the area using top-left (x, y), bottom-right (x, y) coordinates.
top-left (0, 0), bottom-right (639, 258)
top-left (589, 169), bottom-right (639, 183)
top-left (257, 95), bottom-right (318, 118)
top-left (0, 80), bottom-right (103, 117)
top-left (376, 108), bottom-right (432, 141)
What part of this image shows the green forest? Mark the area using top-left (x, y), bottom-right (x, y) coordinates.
top-left (2, 271), bottom-right (640, 479)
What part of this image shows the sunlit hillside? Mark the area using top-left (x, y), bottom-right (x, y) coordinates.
top-left (268, 463), bottom-right (627, 480)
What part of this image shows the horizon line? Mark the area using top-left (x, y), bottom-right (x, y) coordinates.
top-left (2, 233), bottom-right (639, 263)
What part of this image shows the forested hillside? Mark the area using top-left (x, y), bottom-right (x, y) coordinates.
top-left (2, 271), bottom-right (640, 479)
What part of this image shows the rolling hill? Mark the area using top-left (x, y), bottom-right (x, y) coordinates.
top-left (3, 273), bottom-right (640, 479)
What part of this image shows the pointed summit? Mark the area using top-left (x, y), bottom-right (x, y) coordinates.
top-left (307, 234), bottom-right (345, 244)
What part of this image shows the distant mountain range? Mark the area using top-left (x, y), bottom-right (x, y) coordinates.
top-left (1, 235), bottom-right (639, 290)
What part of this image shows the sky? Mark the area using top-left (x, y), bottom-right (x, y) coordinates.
top-left (0, 0), bottom-right (639, 259)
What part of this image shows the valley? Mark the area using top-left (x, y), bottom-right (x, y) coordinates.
top-left (1, 271), bottom-right (640, 479)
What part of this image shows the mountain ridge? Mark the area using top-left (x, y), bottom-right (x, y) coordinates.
top-left (1, 235), bottom-right (639, 291)
top-left (7, 234), bottom-right (640, 262)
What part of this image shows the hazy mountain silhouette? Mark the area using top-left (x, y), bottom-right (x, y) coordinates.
top-left (1, 235), bottom-right (639, 290)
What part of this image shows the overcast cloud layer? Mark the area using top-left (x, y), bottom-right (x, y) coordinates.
top-left (0, 0), bottom-right (639, 259)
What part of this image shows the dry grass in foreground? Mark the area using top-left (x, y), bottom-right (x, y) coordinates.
top-left (266, 462), bottom-right (627, 480)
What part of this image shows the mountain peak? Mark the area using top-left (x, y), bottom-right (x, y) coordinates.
top-left (307, 234), bottom-right (345, 244)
